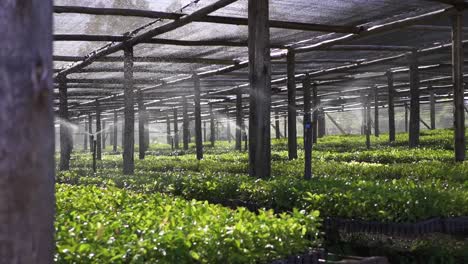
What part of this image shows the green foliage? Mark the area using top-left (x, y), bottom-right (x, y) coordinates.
top-left (55, 184), bottom-right (320, 264)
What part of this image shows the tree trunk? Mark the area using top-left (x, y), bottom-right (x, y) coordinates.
top-left (0, 1), bottom-right (55, 262)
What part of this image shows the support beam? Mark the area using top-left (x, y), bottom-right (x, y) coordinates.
top-left (138, 90), bottom-right (146, 159)
top-left (325, 113), bottom-right (347, 135)
top-left (102, 120), bottom-right (106, 150)
top-left (404, 102), bottom-right (409, 133)
top-left (248, 0), bottom-right (271, 178)
top-left (387, 71), bottom-right (396, 142)
top-left (88, 114), bottom-right (93, 152)
top-left (283, 116), bottom-right (287, 138)
top-left (429, 90), bottom-right (436, 129)
top-left (274, 109), bottom-right (281, 139)
top-left (409, 52), bottom-right (420, 148)
top-left (373, 85), bottom-right (380, 137)
top-left (95, 100), bottom-right (102, 160)
top-left (166, 113), bottom-right (171, 145)
top-left (209, 104), bottom-right (215, 147)
top-left (123, 46), bottom-right (135, 174)
top-left (183, 96), bottom-right (190, 150)
top-left (235, 89), bottom-right (243, 150)
top-left (452, 8), bottom-right (465, 161)
top-left (194, 75), bottom-right (203, 160)
top-left (59, 78), bottom-right (72, 171)
top-left (203, 121), bottom-right (207, 143)
top-left (84, 119), bottom-right (88, 151)
top-left (173, 108), bottom-right (179, 149)
top-left (312, 83), bottom-right (319, 143)
top-left (366, 94), bottom-right (372, 149)
top-left (303, 76), bottom-right (313, 180)
top-left (287, 49), bottom-right (297, 160)
top-left (113, 111), bottom-right (118, 152)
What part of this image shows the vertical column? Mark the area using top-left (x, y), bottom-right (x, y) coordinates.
top-left (274, 109), bottom-right (280, 139)
top-left (138, 89), bottom-right (146, 159)
top-left (173, 108), bottom-right (179, 149)
top-left (113, 110), bottom-right (118, 152)
top-left (408, 51), bottom-right (420, 148)
top-left (183, 96), bottom-right (190, 150)
top-left (404, 102), bottom-right (409, 133)
top-left (283, 116), bottom-right (287, 138)
top-left (452, 8), bottom-right (465, 161)
top-left (287, 49), bottom-right (297, 160)
top-left (235, 88), bottom-right (243, 150)
top-left (209, 103), bottom-right (215, 147)
top-left (203, 121), bottom-right (207, 142)
top-left (194, 75), bottom-right (203, 160)
top-left (84, 119), bottom-right (88, 151)
top-left (303, 75), bottom-right (313, 180)
top-left (312, 82), bottom-right (319, 143)
top-left (429, 89), bottom-right (436, 130)
top-left (88, 114), bottom-right (93, 153)
top-left (123, 46), bottom-right (135, 174)
top-left (248, 0), bottom-right (271, 178)
top-left (95, 100), bottom-right (102, 160)
top-left (59, 78), bottom-right (72, 171)
top-left (373, 85), bottom-right (379, 137)
top-left (318, 110), bottom-right (326, 138)
top-left (166, 113), bottom-right (171, 145)
top-left (226, 106), bottom-right (231, 143)
top-left (387, 71), bottom-right (396, 142)
top-left (102, 120), bottom-right (106, 151)
top-left (366, 94), bottom-right (371, 149)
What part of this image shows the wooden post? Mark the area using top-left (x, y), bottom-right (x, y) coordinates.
top-left (210, 103), bottom-right (215, 147)
top-left (183, 96), bottom-right (190, 150)
top-left (113, 110), bottom-right (118, 152)
top-left (248, 0), bottom-right (271, 178)
top-left (303, 75), bottom-right (313, 180)
top-left (287, 49), bottom-right (297, 160)
top-left (84, 119), bottom-right (88, 151)
top-left (123, 46), bottom-right (135, 175)
top-left (95, 100), bottom-right (102, 160)
top-left (387, 71), bottom-right (396, 142)
top-left (404, 102), bottom-right (409, 133)
top-left (429, 89), bottom-right (436, 130)
top-left (225, 106), bottom-right (231, 143)
top-left (366, 94), bottom-right (371, 149)
top-left (235, 89), bottom-right (243, 150)
top-left (361, 98), bottom-right (366, 135)
top-left (203, 121), bottom-right (207, 142)
top-left (312, 82), bottom-right (319, 144)
top-left (59, 78), bottom-right (72, 171)
top-left (194, 75), bottom-right (203, 159)
top-left (274, 109), bottom-right (281, 139)
top-left (452, 8), bottom-right (466, 161)
top-left (373, 85), bottom-right (379, 137)
top-left (166, 113), bottom-right (171, 145)
top-left (173, 108), bottom-right (179, 149)
top-left (88, 114), bottom-right (93, 152)
top-left (138, 89), bottom-right (146, 159)
top-left (408, 51), bottom-right (420, 148)
top-left (102, 120), bottom-right (106, 151)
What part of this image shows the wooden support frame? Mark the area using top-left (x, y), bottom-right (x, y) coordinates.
top-left (183, 96), bottom-right (190, 150)
top-left (88, 115), bottom-right (93, 153)
top-left (274, 109), bottom-right (281, 139)
top-left (387, 71), bottom-right (396, 142)
top-left (429, 90), bottom-right (436, 129)
top-left (84, 119), bottom-right (88, 151)
top-left (235, 88), bottom-right (243, 150)
top-left (373, 85), bottom-right (380, 137)
top-left (287, 49), bottom-right (298, 160)
top-left (113, 110), bottom-right (118, 152)
top-left (303, 75), bottom-right (313, 180)
top-left (210, 103), bottom-right (215, 147)
top-left (173, 108), bottom-right (179, 149)
top-left (194, 75), bottom-right (203, 159)
top-left (59, 78), bottom-right (72, 171)
top-left (312, 83), bottom-right (319, 143)
top-left (123, 46), bottom-right (135, 174)
top-left (102, 120), bottom-right (106, 150)
top-left (452, 8), bottom-right (466, 161)
top-left (404, 102), bottom-right (409, 133)
top-left (138, 89), bottom-right (146, 159)
top-left (166, 113), bottom-right (171, 145)
top-left (366, 94), bottom-right (372, 149)
top-left (248, 0), bottom-right (271, 178)
top-left (95, 100), bottom-right (102, 160)
top-left (408, 51), bottom-right (420, 148)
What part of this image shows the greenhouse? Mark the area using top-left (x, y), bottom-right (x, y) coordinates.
top-left (1, 0), bottom-right (468, 263)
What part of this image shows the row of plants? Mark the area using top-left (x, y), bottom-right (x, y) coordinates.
top-left (57, 168), bottom-right (468, 223)
top-left (56, 184), bottom-right (321, 264)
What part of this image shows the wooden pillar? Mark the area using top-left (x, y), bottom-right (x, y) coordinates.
top-left (274, 109), bottom-right (280, 139)
top-left (404, 102), bottom-right (409, 133)
top-left (226, 106), bottom-right (231, 143)
top-left (235, 88), bottom-right (243, 150)
top-left (210, 103), bottom-right (215, 147)
top-left (95, 100), bottom-right (102, 160)
top-left (303, 75), bottom-right (313, 180)
top-left (84, 119), bottom-right (88, 151)
top-left (318, 110), bottom-right (326, 138)
top-left (88, 114), bottom-right (93, 153)
top-left (248, 0), bottom-right (271, 178)
top-left (287, 49), bottom-right (297, 160)
top-left (113, 111), bottom-right (118, 152)
top-left (183, 96), bottom-right (190, 150)
top-left (0, 2), bottom-right (55, 261)
top-left (452, 9), bottom-right (465, 161)
top-left (366, 94), bottom-right (372, 149)
top-left (373, 85), bottom-right (379, 137)
top-left (137, 89), bottom-right (146, 159)
top-left (429, 90), bottom-right (436, 130)
top-left (102, 120), bottom-right (106, 151)
top-left (173, 108), bottom-right (179, 149)
top-left (194, 75), bottom-right (203, 160)
top-left (408, 51), bottom-right (420, 148)
top-left (203, 121), bottom-right (207, 142)
top-left (312, 82), bottom-right (319, 143)
top-left (361, 100), bottom-right (366, 135)
top-left (123, 46), bottom-right (135, 175)
top-left (166, 113), bottom-right (171, 145)
top-left (387, 71), bottom-right (396, 142)
top-left (59, 78), bottom-right (72, 171)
